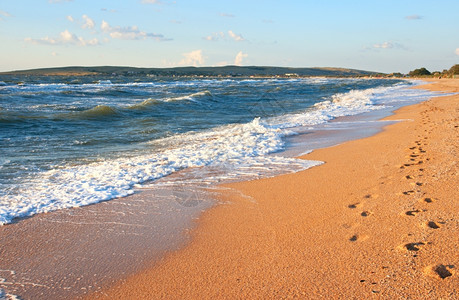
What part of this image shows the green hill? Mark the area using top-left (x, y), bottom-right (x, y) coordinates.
top-left (0, 65), bottom-right (381, 77)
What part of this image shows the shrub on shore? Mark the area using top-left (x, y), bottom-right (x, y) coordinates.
top-left (407, 64), bottom-right (459, 78)
top-left (409, 67), bottom-right (431, 77)
top-left (448, 64), bottom-right (459, 75)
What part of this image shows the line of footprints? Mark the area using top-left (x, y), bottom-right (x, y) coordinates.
top-left (398, 136), bottom-right (453, 280)
top-left (345, 133), bottom-right (454, 288)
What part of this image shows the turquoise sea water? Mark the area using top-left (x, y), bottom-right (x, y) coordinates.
top-left (0, 76), bottom-right (437, 224)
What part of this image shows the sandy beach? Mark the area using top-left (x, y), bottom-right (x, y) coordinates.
top-left (88, 79), bottom-right (458, 299)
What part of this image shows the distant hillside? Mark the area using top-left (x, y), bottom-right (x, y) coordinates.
top-left (0, 65), bottom-right (382, 77)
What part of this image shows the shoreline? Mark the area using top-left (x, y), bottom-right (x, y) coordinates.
top-left (90, 79), bottom-right (458, 299)
top-left (0, 78), bottom-right (421, 299)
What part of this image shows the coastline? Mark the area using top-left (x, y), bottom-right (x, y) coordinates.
top-left (90, 79), bottom-right (458, 299)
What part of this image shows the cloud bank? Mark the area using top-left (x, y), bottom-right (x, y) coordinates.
top-left (25, 30), bottom-right (99, 46)
top-left (101, 20), bottom-right (170, 41)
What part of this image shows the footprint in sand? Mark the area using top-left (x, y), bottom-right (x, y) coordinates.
top-left (403, 190), bottom-right (415, 196)
top-left (348, 202), bottom-right (361, 209)
top-left (349, 234), bottom-right (368, 242)
top-left (404, 242), bottom-right (426, 251)
top-left (360, 211), bottom-right (372, 217)
top-left (424, 264), bottom-right (455, 279)
top-left (349, 235), bottom-right (359, 242)
top-left (425, 221), bottom-right (441, 229)
top-left (405, 209), bottom-right (426, 216)
top-left (422, 197), bottom-right (434, 203)
top-left (400, 163), bottom-right (414, 169)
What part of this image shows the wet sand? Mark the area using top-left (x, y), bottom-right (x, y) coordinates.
top-left (0, 185), bottom-right (213, 299)
top-left (90, 79), bottom-right (458, 299)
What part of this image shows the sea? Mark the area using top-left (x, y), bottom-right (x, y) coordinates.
top-left (0, 75), bottom-right (439, 225)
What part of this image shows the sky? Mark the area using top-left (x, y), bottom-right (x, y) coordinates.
top-left (0, 0), bottom-right (458, 73)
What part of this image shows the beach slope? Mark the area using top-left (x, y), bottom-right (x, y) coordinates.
top-left (91, 79), bottom-right (458, 299)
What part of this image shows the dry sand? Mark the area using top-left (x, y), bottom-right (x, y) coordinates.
top-left (90, 79), bottom-right (458, 299)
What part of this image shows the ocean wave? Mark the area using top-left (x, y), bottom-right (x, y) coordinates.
top-left (0, 112), bottom-right (49, 123)
top-left (1, 78), bottom-right (439, 225)
top-left (268, 86), bottom-right (391, 129)
top-left (163, 90), bottom-right (212, 102)
top-left (58, 105), bottom-right (119, 120)
top-left (96, 80), bottom-right (113, 85)
top-left (128, 98), bottom-right (159, 109)
top-left (0, 117), bottom-right (318, 225)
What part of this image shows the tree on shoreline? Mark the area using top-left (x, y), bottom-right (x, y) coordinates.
top-left (408, 64), bottom-right (458, 78)
top-left (408, 67), bottom-right (431, 77)
top-left (448, 64), bottom-right (459, 75)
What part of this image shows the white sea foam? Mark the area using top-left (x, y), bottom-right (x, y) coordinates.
top-left (0, 81), bottom-right (440, 225)
top-left (0, 288), bottom-right (20, 300)
top-left (97, 80), bottom-right (113, 85)
top-left (163, 90), bottom-right (212, 102)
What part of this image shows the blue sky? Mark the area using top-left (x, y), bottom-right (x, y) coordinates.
top-left (0, 0), bottom-right (458, 73)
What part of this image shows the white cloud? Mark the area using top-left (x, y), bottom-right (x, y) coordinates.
top-left (68, 15), bottom-right (96, 30)
top-left (220, 13), bottom-right (235, 18)
top-left (179, 50), bottom-right (204, 66)
top-left (82, 15), bottom-right (95, 29)
top-left (0, 10), bottom-right (11, 17)
top-left (51, 52), bottom-right (59, 56)
top-left (405, 14), bottom-right (422, 20)
top-left (0, 10), bottom-right (11, 20)
top-left (142, 0), bottom-right (164, 4)
top-left (228, 30), bottom-right (245, 42)
top-left (204, 30), bottom-right (246, 42)
top-left (101, 20), bottom-right (170, 41)
top-left (25, 30), bottom-right (99, 46)
top-left (101, 8), bottom-right (118, 13)
top-left (455, 48), bottom-right (459, 56)
top-left (141, 0), bottom-right (175, 7)
top-left (373, 42), bottom-right (394, 49)
top-left (204, 32), bottom-right (225, 41)
top-left (101, 20), bottom-right (110, 32)
top-left (234, 51), bottom-right (248, 65)
top-left (372, 41), bottom-right (405, 50)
